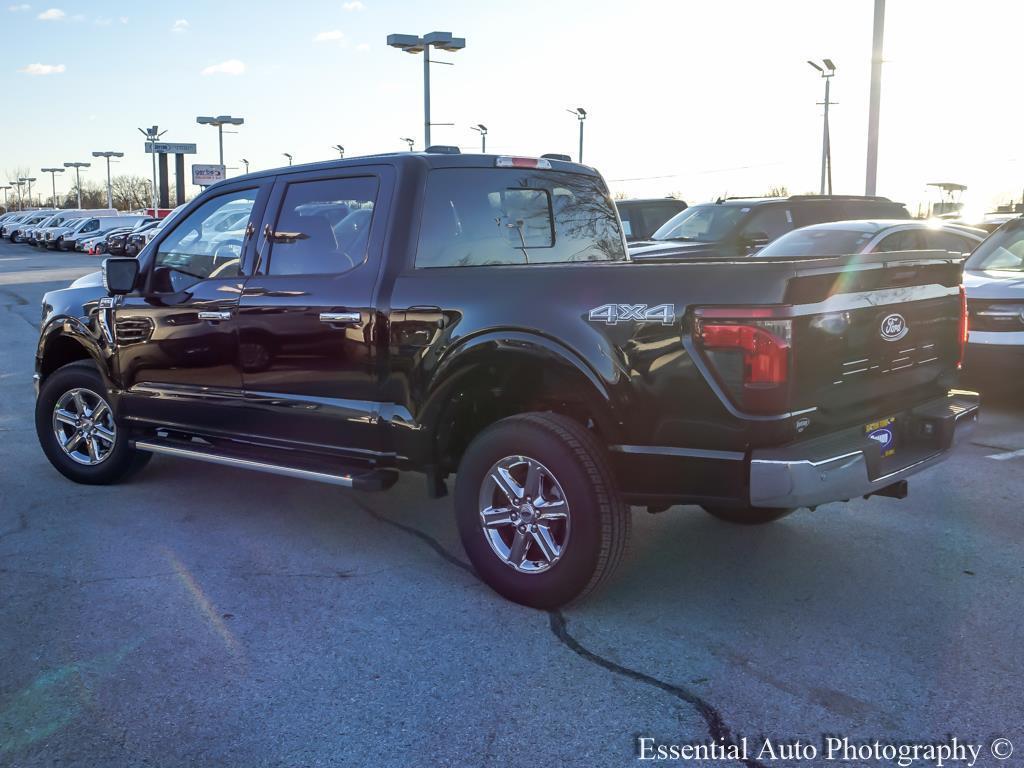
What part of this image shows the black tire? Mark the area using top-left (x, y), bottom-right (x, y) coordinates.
top-left (455, 412), bottom-right (630, 609)
top-left (35, 361), bottom-right (150, 485)
top-left (702, 505), bottom-right (795, 525)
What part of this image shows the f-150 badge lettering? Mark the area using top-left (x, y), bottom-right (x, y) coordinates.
top-left (588, 304), bottom-right (675, 325)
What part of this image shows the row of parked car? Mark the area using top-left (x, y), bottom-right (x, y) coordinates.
top-left (615, 193), bottom-right (1023, 372)
top-left (0, 207), bottom-right (168, 256)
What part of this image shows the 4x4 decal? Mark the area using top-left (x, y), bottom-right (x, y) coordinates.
top-left (588, 304), bottom-right (676, 325)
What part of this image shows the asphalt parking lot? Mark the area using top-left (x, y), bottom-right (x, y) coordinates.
top-left (1, 240), bottom-right (1022, 767)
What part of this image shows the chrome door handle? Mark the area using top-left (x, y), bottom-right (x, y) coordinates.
top-left (319, 311), bottom-right (361, 325)
top-left (197, 311), bottom-right (231, 321)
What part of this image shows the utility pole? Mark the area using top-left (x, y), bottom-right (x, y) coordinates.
top-left (138, 125), bottom-right (166, 212)
top-left (0, 186), bottom-right (10, 212)
top-left (865, 0), bottom-right (886, 195)
top-left (808, 60), bottom-right (837, 195)
top-left (20, 177), bottom-right (36, 207)
top-left (11, 180), bottom-right (24, 210)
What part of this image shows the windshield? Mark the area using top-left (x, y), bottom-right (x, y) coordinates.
top-left (757, 227), bottom-right (876, 258)
top-left (651, 204), bottom-right (746, 243)
top-left (965, 220), bottom-right (1024, 272)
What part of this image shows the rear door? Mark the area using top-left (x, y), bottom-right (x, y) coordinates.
top-left (234, 165), bottom-right (393, 458)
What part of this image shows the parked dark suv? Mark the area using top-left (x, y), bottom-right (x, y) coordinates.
top-left (615, 198), bottom-right (687, 242)
top-left (630, 194), bottom-right (911, 260)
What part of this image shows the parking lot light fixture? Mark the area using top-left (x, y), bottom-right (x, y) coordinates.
top-left (387, 31), bottom-right (466, 149)
top-left (196, 115), bottom-right (244, 171)
top-left (138, 125), bottom-right (166, 213)
top-left (20, 177), bottom-right (37, 208)
top-left (0, 185), bottom-right (10, 212)
top-left (10, 180), bottom-right (24, 210)
top-left (63, 162), bottom-right (91, 209)
top-left (40, 167), bottom-right (65, 208)
top-left (241, 158), bottom-right (250, 174)
top-left (283, 153), bottom-right (293, 166)
top-left (566, 107), bottom-right (587, 163)
top-left (400, 138), bottom-right (415, 152)
top-left (808, 59), bottom-right (837, 195)
top-left (92, 152), bottom-right (124, 209)
top-left (332, 145), bottom-right (345, 159)
top-left (470, 124), bottom-right (487, 153)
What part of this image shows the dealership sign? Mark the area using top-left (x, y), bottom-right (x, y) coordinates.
top-left (145, 142), bottom-right (198, 154)
top-left (192, 164), bottom-right (226, 186)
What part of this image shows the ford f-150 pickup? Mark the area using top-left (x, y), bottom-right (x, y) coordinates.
top-left (34, 151), bottom-right (979, 607)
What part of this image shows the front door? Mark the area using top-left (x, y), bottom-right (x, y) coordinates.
top-left (114, 183), bottom-right (270, 436)
top-left (235, 166), bottom-right (392, 460)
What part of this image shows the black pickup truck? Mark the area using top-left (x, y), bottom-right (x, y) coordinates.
top-left (34, 152), bottom-right (979, 608)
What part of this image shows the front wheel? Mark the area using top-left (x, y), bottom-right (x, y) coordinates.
top-left (455, 413), bottom-right (630, 609)
top-left (35, 361), bottom-right (150, 484)
top-left (702, 505), bottom-right (795, 525)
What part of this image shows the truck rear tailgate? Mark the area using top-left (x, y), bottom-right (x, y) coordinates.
top-left (783, 251), bottom-right (965, 432)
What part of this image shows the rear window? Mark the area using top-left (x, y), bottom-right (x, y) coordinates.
top-left (415, 168), bottom-right (625, 268)
top-left (966, 221), bottom-right (1024, 272)
top-left (757, 227), bottom-right (875, 257)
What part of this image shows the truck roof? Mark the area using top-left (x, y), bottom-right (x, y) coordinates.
top-left (225, 152), bottom-right (602, 187)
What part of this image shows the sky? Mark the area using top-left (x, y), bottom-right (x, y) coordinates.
top-left (1, 0), bottom-right (1022, 216)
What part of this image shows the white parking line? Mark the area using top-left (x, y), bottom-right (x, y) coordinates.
top-left (987, 448), bottom-right (1024, 461)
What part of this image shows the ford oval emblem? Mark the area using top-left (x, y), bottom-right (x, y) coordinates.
top-left (880, 313), bottom-right (908, 342)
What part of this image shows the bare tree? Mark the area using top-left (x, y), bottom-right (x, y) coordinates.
top-left (111, 175), bottom-right (152, 211)
top-left (63, 181), bottom-right (107, 209)
top-left (764, 185), bottom-right (789, 198)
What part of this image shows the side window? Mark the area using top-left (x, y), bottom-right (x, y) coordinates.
top-left (740, 207), bottom-right (793, 241)
top-left (153, 189), bottom-right (257, 292)
top-left (617, 205), bottom-right (636, 239)
top-left (416, 168), bottom-right (625, 267)
top-left (924, 230), bottom-right (976, 254)
top-left (82, 219), bottom-right (99, 233)
top-left (267, 176), bottom-right (377, 276)
top-left (875, 230), bottom-right (924, 252)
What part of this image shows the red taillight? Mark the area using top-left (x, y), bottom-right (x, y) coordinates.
top-left (695, 307), bottom-right (793, 414)
top-left (957, 285), bottom-right (968, 369)
top-left (495, 156), bottom-right (553, 169)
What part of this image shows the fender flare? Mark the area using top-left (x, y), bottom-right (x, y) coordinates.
top-left (416, 329), bottom-right (625, 462)
top-left (36, 315), bottom-right (116, 392)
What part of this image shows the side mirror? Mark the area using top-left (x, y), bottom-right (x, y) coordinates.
top-left (101, 257), bottom-right (139, 296)
top-left (740, 231), bottom-right (771, 252)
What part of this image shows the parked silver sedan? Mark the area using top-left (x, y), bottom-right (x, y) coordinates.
top-left (754, 219), bottom-right (986, 258)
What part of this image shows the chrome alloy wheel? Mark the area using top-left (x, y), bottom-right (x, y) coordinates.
top-left (51, 388), bottom-right (116, 466)
top-left (478, 455), bottom-right (571, 574)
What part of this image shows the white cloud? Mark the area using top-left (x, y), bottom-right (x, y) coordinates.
top-left (170, 18), bottom-right (188, 33)
top-left (313, 29), bottom-right (343, 43)
top-left (118, 15), bottom-right (127, 23)
top-left (355, 42), bottom-right (370, 52)
top-left (94, 16), bottom-right (111, 25)
top-left (36, 7), bottom-right (63, 20)
top-left (18, 62), bottom-right (65, 75)
top-left (342, 1), bottom-right (364, 10)
top-left (7, 4), bottom-right (31, 12)
top-left (201, 59), bottom-right (246, 76)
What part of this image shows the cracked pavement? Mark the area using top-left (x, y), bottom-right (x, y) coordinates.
top-left (1, 242), bottom-right (1023, 767)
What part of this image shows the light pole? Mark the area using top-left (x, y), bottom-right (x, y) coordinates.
top-left (20, 177), bottom-right (37, 207)
top-left (0, 185), bottom-right (10, 212)
top-left (138, 125), bottom-right (166, 212)
top-left (92, 151), bottom-right (124, 209)
top-left (566, 108), bottom-right (587, 163)
top-left (400, 138), bottom-right (415, 152)
top-left (196, 115), bottom-right (244, 173)
top-left (41, 167), bottom-right (65, 207)
top-left (9, 181), bottom-right (24, 210)
top-left (387, 31), bottom-right (466, 149)
top-left (865, 0), bottom-right (885, 195)
top-left (332, 144), bottom-right (345, 159)
top-left (282, 153), bottom-right (293, 166)
top-left (241, 158), bottom-right (250, 174)
top-left (808, 60), bottom-right (837, 195)
top-left (470, 124), bottom-right (487, 153)
top-left (63, 162), bottom-right (91, 209)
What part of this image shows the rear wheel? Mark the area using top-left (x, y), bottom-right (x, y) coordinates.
top-left (702, 505), bottom-right (795, 525)
top-left (35, 361), bottom-right (150, 484)
top-left (455, 413), bottom-right (629, 609)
